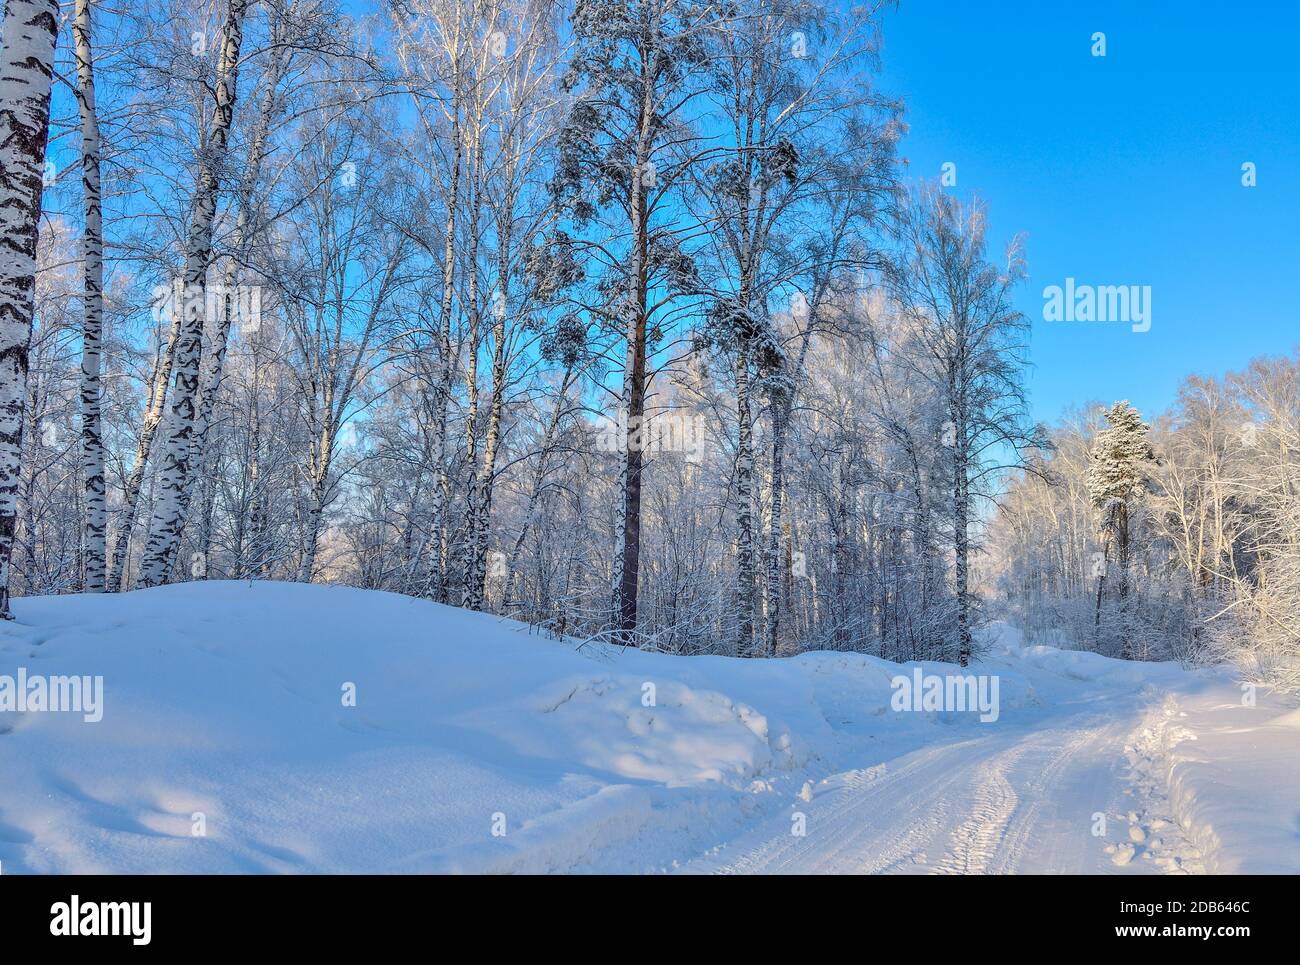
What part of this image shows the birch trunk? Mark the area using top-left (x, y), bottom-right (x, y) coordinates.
top-left (239, 338), bottom-right (267, 578)
top-left (462, 281), bottom-right (507, 611)
top-left (296, 333), bottom-right (335, 585)
top-left (74, 0), bottom-right (106, 591)
top-left (954, 404), bottom-right (972, 667)
top-left (0, 0), bottom-right (60, 617)
top-left (906, 437), bottom-right (938, 659)
top-left (298, 477), bottom-right (326, 583)
top-left (427, 99), bottom-right (461, 602)
top-left (763, 317), bottom-right (814, 656)
top-left (456, 142), bottom-right (484, 606)
top-left (762, 398), bottom-right (785, 656)
top-left (613, 59), bottom-right (654, 643)
top-left (734, 346), bottom-right (755, 653)
top-left (462, 185), bottom-right (512, 610)
top-left (107, 310), bottom-right (181, 589)
top-left (136, 0), bottom-right (250, 587)
top-left (186, 34), bottom-right (288, 526)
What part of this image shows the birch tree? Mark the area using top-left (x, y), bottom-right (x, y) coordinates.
top-left (107, 310), bottom-right (180, 588)
top-left (282, 113), bottom-right (405, 583)
top-left (136, 0), bottom-right (251, 587)
top-left (887, 185), bottom-right (1044, 666)
top-left (390, 0), bottom-right (487, 601)
top-left (459, 0), bottom-right (564, 609)
top-left (71, 0), bottom-right (108, 590)
top-left (0, 0), bottom-right (60, 617)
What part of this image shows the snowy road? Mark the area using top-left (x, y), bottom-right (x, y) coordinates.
top-left (680, 663), bottom-right (1208, 875)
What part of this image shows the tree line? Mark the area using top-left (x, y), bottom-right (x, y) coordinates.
top-left (1, 0), bottom-right (1292, 684)
top-left (992, 358), bottom-right (1299, 693)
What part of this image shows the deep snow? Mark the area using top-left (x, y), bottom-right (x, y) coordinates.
top-left (0, 581), bottom-right (1294, 874)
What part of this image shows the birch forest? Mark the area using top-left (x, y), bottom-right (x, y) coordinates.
top-left (0, 0), bottom-right (1296, 691)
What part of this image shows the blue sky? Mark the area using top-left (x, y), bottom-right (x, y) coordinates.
top-left (874, 0), bottom-right (1299, 425)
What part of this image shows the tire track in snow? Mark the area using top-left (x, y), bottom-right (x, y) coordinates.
top-left (984, 722), bottom-right (1110, 874)
top-left (688, 738), bottom-right (990, 875)
top-left (681, 706), bottom-right (1144, 875)
top-left (930, 744), bottom-right (1023, 875)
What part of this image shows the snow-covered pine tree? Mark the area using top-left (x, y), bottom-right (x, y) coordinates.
top-left (1086, 399), bottom-right (1156, 657)
top-left (0, 0), bottom-right (61, 617)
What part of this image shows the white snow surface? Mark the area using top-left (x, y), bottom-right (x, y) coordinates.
top-left (0, 582), bottom-right (1294, 874)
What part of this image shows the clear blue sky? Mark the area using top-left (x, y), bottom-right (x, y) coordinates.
top-left (874, 0), bottom-right (1300, 425)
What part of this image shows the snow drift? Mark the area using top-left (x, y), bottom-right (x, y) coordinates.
top-left (0, 582), bottom-right (1294, 874)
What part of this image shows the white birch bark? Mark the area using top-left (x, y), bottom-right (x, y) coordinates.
top-left (734, 346), bottom-right (756, 653)
top-left (427, 95), bottom-right (461, 601)
top-left (0, 0), bottom-right (60, 617)
top-left (74, 0), bottom-right (107, 591)
top-left (461, 254), bottom-right (507, 611)
top-left (107, 310), bottom-right (181, 589)
top-left (456, 141), bottom-right (484, 605)
top-left (136, 0), bottom-right (250, 587)
top-left (181, 33), bottom-right (289, 555)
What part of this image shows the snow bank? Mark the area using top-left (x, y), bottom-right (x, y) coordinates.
top-left (1013, 645), bottom-right (1184, 690)
top-left (1130, 686), bottom-right (1300, 874)
top-left (0, 582), bottom-right (1025, 874)
top-left (0, 583), bottom-right (1293, 874)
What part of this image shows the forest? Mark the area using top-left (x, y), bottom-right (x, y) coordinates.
top-left (0, 0), bottom-right (1295, 693)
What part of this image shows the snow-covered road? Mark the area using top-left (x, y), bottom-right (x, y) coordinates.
top-left (681, 698), bottom-right (1195, 874)
top-left (679, 637), bottom-right (1300, 875)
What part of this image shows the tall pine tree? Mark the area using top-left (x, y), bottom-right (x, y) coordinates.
top-left (552, 0), bottom-right (714, 642)
top-left (1087, 400), bottom-right (1156, 657)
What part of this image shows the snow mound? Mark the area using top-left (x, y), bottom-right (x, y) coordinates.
top-left (1, 582), bottom-right (1293, 874)
top-left (467, 673), bottom-right (786, 787)
top-left (0, 582), bottom-right (1015, 874)
top-left (1271, 706), bottom-right (1300, 728)
top-left (1014, 645), bottom-right (1182, 690)
top-left (1132, 690), bottom-right (1300, 874)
